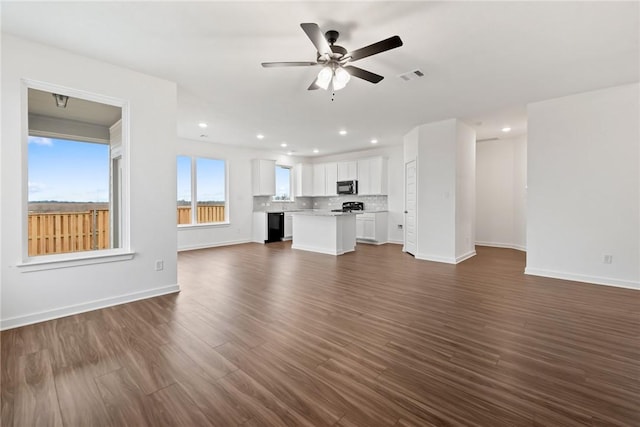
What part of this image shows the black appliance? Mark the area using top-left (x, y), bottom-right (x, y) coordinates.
top-left (337, 180), bottom-right (358, 195)
top-left (266, 212), bottom-right (284, 243)
top-left (331, 201), bottom-right (364, 212)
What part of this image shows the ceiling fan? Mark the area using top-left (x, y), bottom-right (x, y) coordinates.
top-left (262, 23), bottom-right (403, 91)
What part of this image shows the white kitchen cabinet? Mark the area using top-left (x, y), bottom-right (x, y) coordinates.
top-left (357, 157), bottom-right (388, 195)
top-left (356, 212), bottom-right (388, 244)
top-left (294, 163), bottom-right (314, 197)
top-left (325, 162), bottom-right (338, 196)
top-left (312, 163), bottom-right (338, 196)
top-left (252, 212), bottom-right (267, 243)
top-left (252, 159), bottom-right (276, 196)
top-left (337, 161), bottom-right (358, 181)
top-left (312, 163), bottom-right (326, 196)
top-left (284, 212), bottom-right (293, 240)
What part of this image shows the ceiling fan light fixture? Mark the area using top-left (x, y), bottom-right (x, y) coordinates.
top-left (332, 67), bottom-right (351, 91)
top-left (316, 66), bottom-right (333, 90)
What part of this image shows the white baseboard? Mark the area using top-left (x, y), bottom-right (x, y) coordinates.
top-left (524, 268), bottom-right (640, 290)
top-left (178, 239), bottom-right (251, 252)
top-left (415, 250), bottom-right (476, 264)
top-left (291, 244), bottom-right (354, 256)
top-left (456, 250), bottom-right (477, 263)
top-left (476, 241), bottom-right (526, 251)
top-left (386, 239), bottom-right (404, 245)
top-left (415, 253), bottom-right (457, 264)
top-left (1, 284), bottom-right (180, 331)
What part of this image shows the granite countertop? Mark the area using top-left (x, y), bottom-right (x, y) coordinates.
top-left (292, 210), bottom-right (356, 217)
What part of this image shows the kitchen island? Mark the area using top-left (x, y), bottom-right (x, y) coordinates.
top-left (291, 211), bottom-right (356, 255)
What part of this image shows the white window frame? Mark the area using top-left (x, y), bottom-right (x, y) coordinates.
top-left (18, 79), bottom-right (133, 272)
top-left (177, 155), bottom-right (229, 227)
top-left (273, 164), bottom-right (294, 202)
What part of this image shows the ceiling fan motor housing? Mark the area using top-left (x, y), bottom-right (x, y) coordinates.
top-left (325, 30), bottom-right (339, 44)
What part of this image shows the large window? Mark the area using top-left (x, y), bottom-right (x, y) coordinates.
top-left (274, 165), bottom-right (292, 201)
top-left (177, 156), bottom-right (227, 225)
top-left (26, 87), bottom-right (124, 257)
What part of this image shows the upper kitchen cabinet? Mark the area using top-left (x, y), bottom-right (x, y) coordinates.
top-left (325, 162), bottom-right (338, 196)
top-left (252, 159), bottom-right (276, 196)
top-left (312, 162), bottom-right (338, 196)
top-left (337, 161), bottom-right (358, 181)
top-left (294, 163), bottom-right (314, 197)
top-left (312, 163), bottom-right (326, 196)
top-left (357, 157), bottom-right (388, 195)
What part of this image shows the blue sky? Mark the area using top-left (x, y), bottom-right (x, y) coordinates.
top-left (28, 136), bottom-right (109, 202)
top-left (275, 166), bottom-right (291, 199)
top-left (177, 156), bottom-right (226, 202)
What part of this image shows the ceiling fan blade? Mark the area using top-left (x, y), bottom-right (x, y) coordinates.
top-left (307, 79), bottom-right (320, 90)
top-left (262, 61), bottom-right (318, 68)
top-left (300, 23), bottom-right (332, 56)
top-left (346, 35), bottom-right (403, 62)
top-left (344, 66), bottom-right (384, 84)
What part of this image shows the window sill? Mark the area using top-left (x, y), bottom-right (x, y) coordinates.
top-left (16, 249), bottom-right (135, 273)
top-left (177, 221), bottom-right (230, 229)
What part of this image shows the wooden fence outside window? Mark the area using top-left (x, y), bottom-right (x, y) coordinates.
top-left (28, 209), bottom-right (110, 256)
top-left (27, 205), bottom-right (226, 256)
top-left (177, 205), bottom-right (225, 225)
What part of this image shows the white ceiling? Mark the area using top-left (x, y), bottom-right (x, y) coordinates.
top-left (2, 1), bottom-right (638, 156)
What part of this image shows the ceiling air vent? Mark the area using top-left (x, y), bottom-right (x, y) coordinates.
top-left (476, 137), bottom-right (499, 143)
top-left (398, 69), bottom-right (424, 81)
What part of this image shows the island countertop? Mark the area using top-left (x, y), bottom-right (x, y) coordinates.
top-left (291, 210), bottom-right (357, 217)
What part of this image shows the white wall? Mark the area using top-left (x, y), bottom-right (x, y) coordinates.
top-left (455, 121), bottom-right (476, 260)
top-left (313, 144), bottom-right (405, 244)
top-left (404, 119), bottom-right (476, 264)
top-left (476, 135), bottom-right (527, 250)
top-left (1, 35), bottom-right (178, 329)
top-left (176, 138), bottom-right (295, 251)
top-left (526, 83), bottom-right (639, 289)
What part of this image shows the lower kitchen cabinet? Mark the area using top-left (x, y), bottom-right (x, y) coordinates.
top-left (284, 212), bottom-right (293, 240)
top-left (355, 212), bottom-right (388, 244)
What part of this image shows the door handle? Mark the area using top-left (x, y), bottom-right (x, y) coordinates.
top-left (404, 211), bottom-right (408, 214)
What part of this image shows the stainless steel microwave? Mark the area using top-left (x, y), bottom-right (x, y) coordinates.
top-left (337, 180), bottom-right (358, 195)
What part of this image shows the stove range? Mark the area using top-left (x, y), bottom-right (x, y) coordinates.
top-left (331, 201), bottom-right (364, 212)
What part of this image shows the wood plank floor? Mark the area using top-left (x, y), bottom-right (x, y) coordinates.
top-left (2, 243), bottom-right (639, 426)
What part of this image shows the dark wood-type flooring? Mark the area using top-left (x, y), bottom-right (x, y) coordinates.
top-left (2, 243), bottom-right (639, 426)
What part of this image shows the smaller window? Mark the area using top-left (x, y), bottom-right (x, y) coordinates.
top-left (177, 156), bottom-right (227, 225)
top-left (273, 165), bottom-right (292, 201)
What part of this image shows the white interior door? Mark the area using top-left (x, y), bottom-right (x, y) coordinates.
top-left (404, 159), bottom-right (417, 255)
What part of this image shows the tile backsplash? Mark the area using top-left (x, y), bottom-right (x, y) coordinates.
top-left (253, 195), bottom-right (388, 212)
top-left (253, 196), bottom-right (312, 212)
top-left (313, 195), bottom-right (388, 211)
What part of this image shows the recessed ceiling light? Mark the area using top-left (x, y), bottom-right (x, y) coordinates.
top-left (280, 143), bottom-right (287, 148)
top-left (313, 149), bottom-right (319, 154)
top-left (287, 151), bottom-right (293, 156)
top-left (198, 122), bottom-right (208, 128)
top-left (501, 127), bottom-right (512, 133)
top-left (256, 134), bottom-right (265, 139)
top-left (370, 139), bottom-right (378, 144)
top-left (339, 130), bottom-right (347, 136)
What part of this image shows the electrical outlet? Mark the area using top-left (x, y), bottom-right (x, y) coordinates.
top-left (603, 254), bottom-right (613, 264)
top-left (155, 260), bottom-right (164, 271)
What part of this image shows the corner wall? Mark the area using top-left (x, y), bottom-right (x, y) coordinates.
top-left (476, 135), bottom-right (527, 250)
top-left (1, 35), bottom-right (179, 329)
top-left (526, 83), bottom-right (639, 289)
top-left (404, 119), bottom-right (476, 263)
